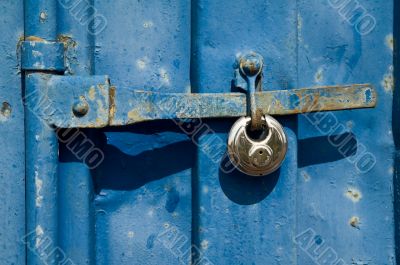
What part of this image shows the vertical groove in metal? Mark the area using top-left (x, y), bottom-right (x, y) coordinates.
top-left (57, 0), bottom-right (96, 263)
top-left (24, 0), bottom-right (58, 264)
top-left (189, 0), bottom-right (201, 263)
top-left (393, 0), bottom-right (400, 262)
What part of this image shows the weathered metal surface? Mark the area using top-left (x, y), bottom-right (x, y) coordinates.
top-left (24, 1), bottom-right (59, 265)
top-left (32, 74), bottom-right (376, 128)
top-left (0, 1), bottom-right (25, 264)
top-left (57, 5), bottom-right (97, 264)
top-left (27, 74), bottom-right (110, 128)
top-left (21, 41), bottom-right (65, 71)
top-left (297, 1), bottom-right (395, 264)
top-left (111, 84), bottom-right (376, 125)
top-left (93, 1), bottom-right (193, 264)
top-left (2, 0), bottom-right (394, 265)
top-left (191, 1), bottom-right (299, 263)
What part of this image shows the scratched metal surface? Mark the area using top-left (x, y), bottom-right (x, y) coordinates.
top-left (11, 1), bottom-right (397, 265)
top-left (57, 3), bottom-right (99, 264)
top-left (26, 74), bottom-right (111, 128)
top-left (0, 1), bottom-right (25, 264)
top-left (93, 1), bottom-right (192, 264)
top-left (297, 0), bottom-right (395, 264)
top-left (112, 84), bottom-right (376, 125)
top-left (191, 1), bottom-right (298, 264)
top-left (85, 1), bottom-right (396, 264)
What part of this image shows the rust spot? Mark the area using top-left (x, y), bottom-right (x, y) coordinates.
top-left (88, 86), bottom-right (96, 101)
top-left (349, 216), bottom-right (360, 229)
top-left (57, 35), bottom-right (77, 48)
top-left (345, 188), bottom-right (362, 203)
top-left (25, 36), bottom-right (47, 42)
top-left (386, 34), bottom-right (394, 51)
top-left (109, 86), bottom-right (116, 123)
top-left (314, 68), bottom-right (324, 83)
top-left (127, 109), bottom-right (144, 122)
top-left (0, 102), bottom-right (11, 121)
top-left (382, 66), bottom-right (394, 93)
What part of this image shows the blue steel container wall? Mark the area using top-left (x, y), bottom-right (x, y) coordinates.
top-left (92, 1), bottom-right (192, 264)
top-left (24, 0), bottom-right (57, 39)
top-left (191, 1), bottom-right (299, 264)
top-left (394, 0), bottom-right (400, 262)
top-left (24, 0), bottom-right (59, 264)
top-left (297, 1), bottom-right (396, 264)
top-left (57, 1), bottom-right (96, 264)
top-left (0, 1), bottom-right (25, 264)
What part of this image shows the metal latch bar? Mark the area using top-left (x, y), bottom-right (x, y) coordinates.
top-left (27, 74), bottom-right (376, 129)
top-left (112, 84), bottom-right (375, 126)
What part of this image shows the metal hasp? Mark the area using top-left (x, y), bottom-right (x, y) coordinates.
top-left (28, 73), bottom-right (377, 129)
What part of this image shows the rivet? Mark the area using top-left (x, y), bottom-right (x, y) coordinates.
top-left (72, 96), bottom-right (89, 117)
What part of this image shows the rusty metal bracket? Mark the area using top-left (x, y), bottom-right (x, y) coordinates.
top-left (25, 74), bottom-right (110, 128)
top-left (27, 73), bottom-right (377, 129)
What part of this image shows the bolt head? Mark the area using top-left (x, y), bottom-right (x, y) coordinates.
top-left (72, 96), bottom-right (89, 117)
top-left (239, 53), bottom-right (264, 77)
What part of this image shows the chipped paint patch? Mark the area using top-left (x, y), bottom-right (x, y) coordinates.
top-left (143, 21), bottom-right (154, 28)
top-left (88, 86), bottom-right (96, 100)
top-left (127, 231), bottom-right (135, 238)
top-left (39, 12), bottom-right (47, 23)
top-left (349, 216), bottom-right (360, 229)
top-left (382, 65), bottom-right (394, 93)
top-left (200, 240), bottom-right (209, 250)
top-left (297, 14), bottom-right (304, 46)
top-left (35, 225), bottom-right (44, 248)
top-left (148, 209), bottom-right (154, 216)
top-left (33, 62), bottom-right (42, 68)
top-left (136, 57), bottom-right (149, 70)
top-left (128, 109), bottom-right (144, 122)
top-left (345, 188), bottom-right (362, 203)
top-left (301, 171), bottom-right (311, 182)
top-left (32, 50), bottom-right (43, 57)
top-left (297, 14), bottom-right (303, 32)
top-left (172, 212), bottom-right (179, 217)
top-left (346, 120), bottom-right (354, 129)
top-left (314, 68), bottom-right (324, 83)
top-left (385, 34), bottom-right (394, 51)
top-left (159, 68), bottom-right (170, 86)
top-left (35, 173), bottom-right (43, 207)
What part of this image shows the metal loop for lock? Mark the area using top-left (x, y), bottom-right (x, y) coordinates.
top-left (239, 53), bottom-right (265, 131)
top-left (227, 115), bottom-right (288, 177)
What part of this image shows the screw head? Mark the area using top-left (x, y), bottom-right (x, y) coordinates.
top-left (72, 96), bottom-right (89, 117)
top-left (239, 53), bottom-right (264, 77)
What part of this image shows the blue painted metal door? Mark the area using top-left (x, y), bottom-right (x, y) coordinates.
top-left (0, 0), bottom-right (398, 264)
